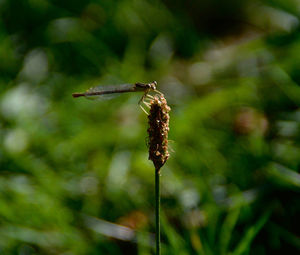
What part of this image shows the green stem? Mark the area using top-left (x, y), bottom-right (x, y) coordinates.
top-left (155, 168), bottom-right (161, 255)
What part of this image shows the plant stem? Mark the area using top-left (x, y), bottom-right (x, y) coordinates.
top-left (155, 168), bottom-right (161, 255)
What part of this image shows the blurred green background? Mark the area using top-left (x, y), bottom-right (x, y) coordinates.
top-left (1, 0), bottom-right (300, 254)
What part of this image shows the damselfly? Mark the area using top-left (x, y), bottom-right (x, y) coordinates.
top-left (72, 81), bottom-right (162, 114)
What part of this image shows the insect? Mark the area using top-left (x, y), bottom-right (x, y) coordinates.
top-left (72, 81), bottom-right (162, 114)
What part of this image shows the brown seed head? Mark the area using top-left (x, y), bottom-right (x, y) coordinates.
top-left (147, 94), bottom-right (170, 172)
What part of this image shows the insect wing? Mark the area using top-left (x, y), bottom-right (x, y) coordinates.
top-left (84, 84), bottom-right (133, 101)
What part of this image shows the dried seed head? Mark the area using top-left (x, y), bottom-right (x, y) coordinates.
top-left (147, 94), bottom-right (170, 172)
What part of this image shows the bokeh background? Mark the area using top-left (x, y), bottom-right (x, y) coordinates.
top-left (1, 0), bottom-right (300, 254)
